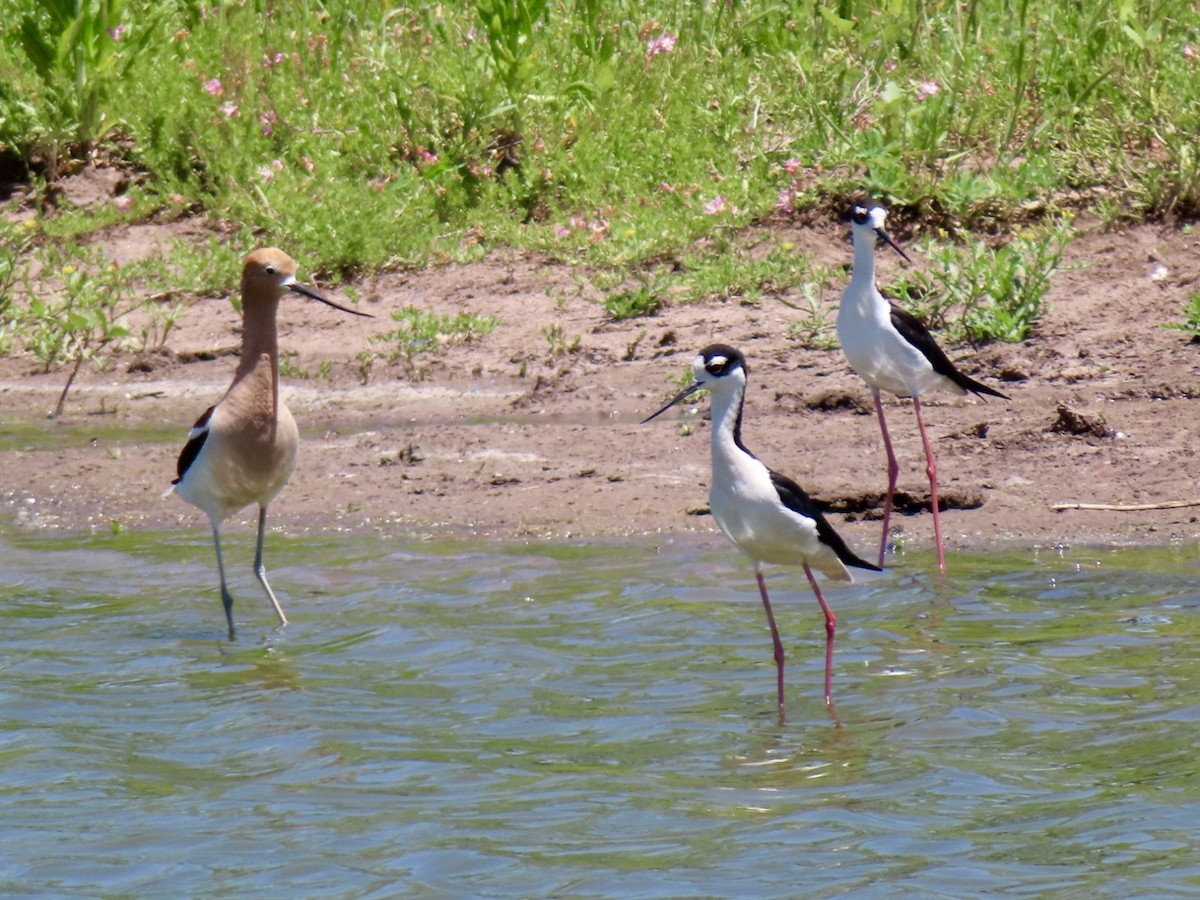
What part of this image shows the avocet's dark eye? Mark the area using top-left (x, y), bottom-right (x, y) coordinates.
top-left (265, 264), bottom-right (277, 275)
top-left (851, 207), bottom-right (870, 225)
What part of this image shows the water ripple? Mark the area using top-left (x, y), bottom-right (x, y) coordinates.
top-left (2, 530), bottom-right (1200, 895)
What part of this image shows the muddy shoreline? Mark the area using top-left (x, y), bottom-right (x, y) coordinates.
top-left (3, 217), bottom-right (1200, 557)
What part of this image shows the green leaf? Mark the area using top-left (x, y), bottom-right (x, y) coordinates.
top-left (818, 5), bottom-right (855, 35)
top-left (1120, 22), bottom-right (1145, 49)
top-left (19, 17), bottom-right (57, 82)
top-left (879, 80), bottom-right (905, 105)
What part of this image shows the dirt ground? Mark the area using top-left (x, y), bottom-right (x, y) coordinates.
top-left (4, 182), bottom-right (1200, 557)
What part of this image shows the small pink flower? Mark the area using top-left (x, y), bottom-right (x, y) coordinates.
top-left (259, 108), bottom-right (277, 136)
top-left (421, 149), bottom-right (438, 165)
top-left (300, 156), bottom-right (315, 174)
top-left (108, 24), bottom-right (126, 41)
top-left (703, 195), bottom-right (727, 215)
top-left (262, 52), bottom-right (286, 67)
top-left (1185, 44), bottom-right (1198, 62)
top-left (259, 159), bottom-right (284, 183)
top-left (553, 224), bottom-right (571, 238)
top-left (657, 181), bottom-right (675, 193)
top-left (202, 77), bottom-right (222, 96)
top-left (775, 181), bottom-right (799, 215)
top-left (645, 31), bottom-right (677, 60)
top-left (916, 80), bottom-right (940, 101)
top-left (113, 195), bottom-right (134, 213)
top-left (219, 101), bottom-right (238, 117)
top-left (884, 60), bottom-right (898, 72)
top-left (782, 157), bottom-right (802, 175)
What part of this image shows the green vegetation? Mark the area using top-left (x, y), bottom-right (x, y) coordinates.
top-left (370, 306), bottom-right (498, 374)
top-left (15, 237), bottom-right (188, 415)
top-left (1164, 291), bottom-right (1200, 340)
top-left (2, 0), bottom-right (1199, 368)
top-left (604, 281), bottom-right (660, 321)
top-left (15, 0), bottom-right (158, 153)
top-left (892, 218), bottom-right (1074, 343)
top-left (541, 321), bottom-right (582, 361)
top-left (0, 217), bottom-right (36, 355)
top-left (785, 284), bottom-right (841, 350)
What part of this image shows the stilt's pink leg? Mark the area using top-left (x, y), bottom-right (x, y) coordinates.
top-left (874, 388), bottom-right (899, 567)
top-left (804, 564), bottom-right (837, 706)
top-left (754, 565), bottom-right (786, 719)
top-left (913, 396), bottom-right (946, 575)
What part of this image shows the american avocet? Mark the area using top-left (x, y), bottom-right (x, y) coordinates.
top-left (167, 248), bottom-right (371, 639)
top-left (644, 344), bottom-right (880, 715)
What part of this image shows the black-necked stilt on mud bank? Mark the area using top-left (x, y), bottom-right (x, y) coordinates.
top-left (837, 205), bottom-right (1009, 576)
top-left (644, 344), bottom-right (880, 716)
top-left (166, 248), bottom-right (371, 639)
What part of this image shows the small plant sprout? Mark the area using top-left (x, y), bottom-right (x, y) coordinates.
top-left (542, 322), bottom-right (581, 360)
top-left (623, 328), bottom-right (647, 362)
top-left (371, 306), bottom-right (498, 372)
top-left (604, 282), bottom-right (660, 321)
top-left (356, 349), bottom-right (376, 385)
top-left (784, 284), bottom-right (839, 350)
top-left (278, 355), bottom-right (310, 379)
top-left (1163, 292), bottom-right (1200, 342)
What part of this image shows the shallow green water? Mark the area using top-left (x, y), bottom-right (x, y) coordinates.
top-left (0, 418), bottom-right (184, 453)
top-left (2, 528), bottom-right (1199, 897)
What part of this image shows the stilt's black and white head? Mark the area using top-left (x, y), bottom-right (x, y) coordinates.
top-left (641, 343), bottom-right (747, 423)
top-left (849, 204), bottom-right (911, 264)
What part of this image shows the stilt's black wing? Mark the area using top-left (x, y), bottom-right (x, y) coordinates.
top-left (890, 304), bottom-right (1009, 400)
top-left (173, 405), bottom-right (215, 485)
top-left (769, 470), bottom-right (881, 573)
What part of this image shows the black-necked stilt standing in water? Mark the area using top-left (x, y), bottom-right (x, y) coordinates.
top-left (643, 344), bottom-right (880, 715)
top-left (166, 248), bottom-right (372, 639)
top-left (837, 204), bottom-right (1009, 575)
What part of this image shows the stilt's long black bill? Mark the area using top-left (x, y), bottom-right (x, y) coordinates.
top-left (875, 228), bottom-right (912, 264)
top-left (290, 282), bottom-right (374, 317)
top-left (641, 382), bottom-right (704, 424)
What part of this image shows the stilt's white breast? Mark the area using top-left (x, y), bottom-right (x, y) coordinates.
top-left (709, 449), bottom-right (849, 580)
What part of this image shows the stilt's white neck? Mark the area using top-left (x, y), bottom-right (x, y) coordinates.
top-left (708, 381), bottom-right (747, 470)
top-left (848, 230), bottom-right (878, 294)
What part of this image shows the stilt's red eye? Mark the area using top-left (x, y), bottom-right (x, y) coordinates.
top-left (698, 344), bottom-right (744, 378)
